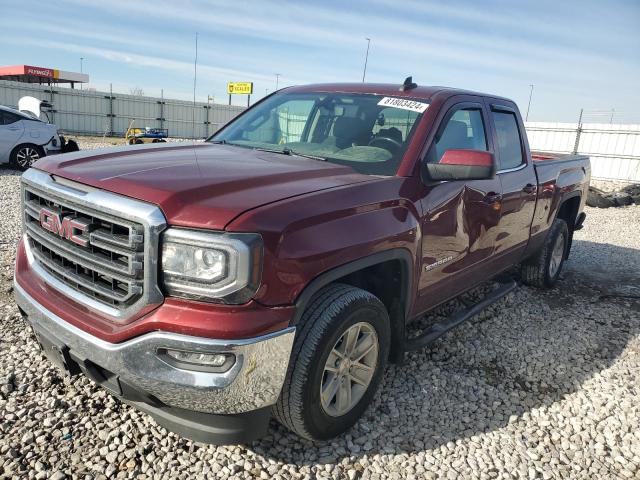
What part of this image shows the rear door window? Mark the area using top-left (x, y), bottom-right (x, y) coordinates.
top-left (1, 111), bottom-right (22, 125)
top-left (492, 111), bottom-right (524, 170)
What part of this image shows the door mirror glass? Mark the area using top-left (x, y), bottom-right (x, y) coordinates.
top-left (423, 149), bottom-right (496, 182)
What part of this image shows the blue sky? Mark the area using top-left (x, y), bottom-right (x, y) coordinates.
top-left (1, 0), bottom-right (639, 122)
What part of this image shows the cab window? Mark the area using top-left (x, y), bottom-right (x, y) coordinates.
top-left (372, 107), bottom-right (419, 145)
top-left (427, 108), bottom-right (488, 163)
top-left (492, 111), bottom-right (524, 170)
top-left (0, 111), bottom-right (22, 125)
top-left (244, 99), bottom-right (316, 144)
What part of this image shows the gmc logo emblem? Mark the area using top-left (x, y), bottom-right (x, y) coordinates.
top-left (39, 207), bottom-right (90, 247)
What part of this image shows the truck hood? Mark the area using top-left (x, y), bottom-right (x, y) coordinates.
top-left (34, 142), bottom-right (373, 229)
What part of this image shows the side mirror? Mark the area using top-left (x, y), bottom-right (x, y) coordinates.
top-left (423, 149), bottom-right (496, 182)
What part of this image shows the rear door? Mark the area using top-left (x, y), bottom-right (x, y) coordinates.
top-left (416, 97), bottom-right (503, 311)
top-left (487, 101), bottom-right (537, 267)
top-left (0, 110), bottom-right (25, 162)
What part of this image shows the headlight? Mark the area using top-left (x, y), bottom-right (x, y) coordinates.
top-left (161, 228), bottom-right (262, 303)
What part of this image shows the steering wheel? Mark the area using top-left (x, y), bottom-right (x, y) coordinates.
top-left (367, 136), bottom-right (403, 153)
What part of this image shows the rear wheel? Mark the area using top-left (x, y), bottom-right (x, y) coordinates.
top-left (10, 144), bottom-right (43, 171)
top-left (520, 218), bottom-right (569, 288)
top-left (274, 283), bottom-right (390, 440)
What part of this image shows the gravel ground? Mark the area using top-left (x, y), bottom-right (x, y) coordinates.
top-left (74, 136), bottom-right (200, 151)
top-left (0, 163), bottom-right (639, 479)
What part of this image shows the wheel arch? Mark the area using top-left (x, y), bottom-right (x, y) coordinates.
top-left (555, 192), bottom-right (582, 258)
top-left (10, 142), bottom-right (45, 169)
top-left (11, 142), bottom-right (45, 156)
top-left (292, 248), bottom-right (414, 363)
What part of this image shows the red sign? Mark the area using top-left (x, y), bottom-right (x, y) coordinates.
top-left (25, 65), bottom-right (54, 78)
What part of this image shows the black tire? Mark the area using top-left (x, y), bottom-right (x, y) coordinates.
top-left (10, 144), bottom-right (44, 171)
top-left (520, 218), bottom-right (569, 288)
top-left (63, 139), bottom-right (79, 153)
top-left (274, 283), bottom-right (390, 441)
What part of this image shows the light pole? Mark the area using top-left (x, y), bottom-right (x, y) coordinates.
top-left (275, 73), bottom-right (281, 91)
top-left (362, 38), bottom-right (371, 82)
top-left (80, 57), bottom-right (84, 90)
top-left (192, 32), bottom-right (199, 138)
top-left (525, 84), bottom-right (534, 121)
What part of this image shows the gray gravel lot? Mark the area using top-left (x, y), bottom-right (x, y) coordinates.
top-left (0, 160), bottom-right (639, 479)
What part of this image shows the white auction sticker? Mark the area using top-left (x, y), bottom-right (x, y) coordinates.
top-left (377, 97), bottom-right (429, 113)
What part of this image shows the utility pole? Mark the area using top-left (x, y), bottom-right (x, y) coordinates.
top-left (610, 108), bottom-right (615, 124)
top-left (275, 73), bottom-right (281, 91)
top-left (80, 57), bottom-right (84, 90)
top-left (362, 38), bottom-right (371, 82)
top-left (192, 32), bottom-right (198, 139)
top-left (573, 108), bottom-right (584, 154)
top-left (525, 84), bottom-right (534, 121)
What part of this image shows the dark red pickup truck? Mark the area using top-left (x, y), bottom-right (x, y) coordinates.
top-left (14, 80), bottom-right (590, 444)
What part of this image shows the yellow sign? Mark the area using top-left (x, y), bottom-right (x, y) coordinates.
top-left (227, 82), bottom-right (253, 95)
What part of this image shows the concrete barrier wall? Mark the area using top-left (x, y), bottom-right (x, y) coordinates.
top-left (525, 122), bottom-right (640, 182)
top-left (0, 80), bottom-right (245, 139)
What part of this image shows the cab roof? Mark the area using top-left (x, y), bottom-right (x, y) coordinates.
top-left (285, 82), bottom-right (512, 103)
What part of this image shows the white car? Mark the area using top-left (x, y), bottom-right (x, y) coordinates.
top-left (0, 102), bottom-right (72, 171)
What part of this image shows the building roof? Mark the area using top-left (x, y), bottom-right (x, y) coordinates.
top-left (0, 65), bottom-right (89, 84)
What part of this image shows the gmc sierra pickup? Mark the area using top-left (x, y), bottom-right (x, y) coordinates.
top-left (14, 79), bottom-right (590, 444)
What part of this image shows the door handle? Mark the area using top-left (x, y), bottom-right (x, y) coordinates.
top-left (522, 183), bottom-right (537, 194)
top-left (484, 192), bottom-right (502, 203)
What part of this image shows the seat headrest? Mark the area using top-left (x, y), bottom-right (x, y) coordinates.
top-left (334, 116), bottom-right (367, 139)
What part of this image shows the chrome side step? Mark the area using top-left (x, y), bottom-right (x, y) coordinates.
top-left (403, 279), bottom-right (517, 352)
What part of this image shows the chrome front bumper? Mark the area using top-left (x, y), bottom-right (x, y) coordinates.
top-left (14, 280), bottom-right (295, 415)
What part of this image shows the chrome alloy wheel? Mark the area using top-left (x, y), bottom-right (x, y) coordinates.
top-left (549, 230), bottom-right (566, 277)
top-left (320, 321), bottom-right (379, 417)
top-left (16, 146), bottom-right (40, 169)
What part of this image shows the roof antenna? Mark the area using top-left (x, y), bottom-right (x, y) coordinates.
top-left (400, 76), bottom-right (417, 91)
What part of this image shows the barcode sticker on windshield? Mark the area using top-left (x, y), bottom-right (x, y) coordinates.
top-left (377, 97), bottom-right (429, 113)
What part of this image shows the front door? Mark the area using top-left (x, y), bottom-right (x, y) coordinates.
top-left (416, 99), bottom-right (502, 312)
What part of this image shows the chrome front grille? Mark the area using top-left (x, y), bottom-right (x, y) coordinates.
top-left (21, 169), bottom-right (167, 320)
top-left (24, 187), bottom-right (145, 307)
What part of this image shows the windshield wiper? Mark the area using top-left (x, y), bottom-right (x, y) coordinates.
top-left (255, 146), bottom-right (327, 162)
top-left (209, 139), bottom-right (228, 144)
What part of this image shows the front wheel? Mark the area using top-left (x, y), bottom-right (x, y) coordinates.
top-left (10, 144), bottom-right (43, 171)
top-left (274, 284), bottom-right (390, 441)
top-left (520, 218), bottom-right (569, 288)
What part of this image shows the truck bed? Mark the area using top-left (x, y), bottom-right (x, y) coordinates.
top-left (532, 152), bottom-right (590, 182)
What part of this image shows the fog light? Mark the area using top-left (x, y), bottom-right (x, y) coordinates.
top-left (161, 349), bottom-right (235, 372)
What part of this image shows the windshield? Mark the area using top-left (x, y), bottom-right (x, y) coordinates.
top-left (209, 91), bottom-right (428, 176)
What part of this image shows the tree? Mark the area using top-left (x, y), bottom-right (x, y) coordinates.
top-left (129, 86), bottom-right (145, 96)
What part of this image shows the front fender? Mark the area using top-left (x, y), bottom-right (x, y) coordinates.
top-left (226, 177), bottom-right (422, 308)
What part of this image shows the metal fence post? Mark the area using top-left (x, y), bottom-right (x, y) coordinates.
top-left (573, 108), bottom-right (583, 154)
top-left (157, 89), bottom-right (165, 131)
top-left (205, 104), bottom-right (210, 137)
